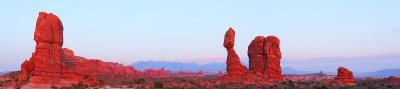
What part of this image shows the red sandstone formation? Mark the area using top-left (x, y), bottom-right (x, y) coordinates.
top-left (142, 67), bottom-right (170, 77)
top-left (224, 28), bottom-right (249, 76)
top-left (172, 70), bottom-right (203, 76)
top-left (20, 12), bottom-right (97, 87)
top-left (263, 36), bottom-right (283, 82)
top-left (18, 12), bottom-right (147, 87)
top-left (334, 67), bottom-right (355, 84)
top-left (62, 48), bottom-right (142, 76)
top-left (248, 36), bottom-right (283, 82)
top-left (223, 27), bottom-right (283, 82)
top-left (21, 60), bottom-right (34, 78)
top-left (218, 71), bottom-right (223, 76)
top-left (248, 36), bottom-right (265, 76)
top-left (198, 70), bottom-right (203, 75)
top-left (385, 76), bottom-right (400, 85)
top-left (284, 72), bottom-right (335, 82)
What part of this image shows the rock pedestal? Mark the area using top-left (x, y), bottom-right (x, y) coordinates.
top-left (224, 28), bottom-right (249, 76)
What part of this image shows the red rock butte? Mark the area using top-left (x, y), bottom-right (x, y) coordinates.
top-left (16, 12), bottom-right (203, 87)
top-left (334, 67), bottom-right (355, 84)
top-left (223, 27), bottom-right (283, 82)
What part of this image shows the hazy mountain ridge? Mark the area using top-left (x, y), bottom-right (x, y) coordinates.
top-left (131, 60), bottom-right (322, 74)
top-left (355, 68), bottom-right (400, 78)
top-left (131, 60), bottom-right (399, 77)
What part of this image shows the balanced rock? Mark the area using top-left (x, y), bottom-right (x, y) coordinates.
top-left (224, 28), bottom-right (249, 76)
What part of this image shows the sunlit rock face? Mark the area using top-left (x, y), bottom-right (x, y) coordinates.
top-left (248, 36), bottom-right (265, 76)
top-left (223, 27), bottom-right (283, 82)
top-left (262, 36), bottom-right (283, 82)
top-left (334, 67), bottom-right (355, 84)
top-left (20, 12), bottom-right (97, 87)
top-left (62, 48), bottom-right (143, 76)
top-left (224, 28), bottom-right (249, 76)
top-left (248, 35), bottom-right (283, 82)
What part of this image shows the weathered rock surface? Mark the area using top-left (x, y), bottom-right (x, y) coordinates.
top-left (263, 36), bottom-right (283, 82)
top-left (223, 27), bottom-right (283, 82)
top-left (247, 35), bottom-right (283, 82)
top-left (20, 12), bottom-right (148, 87)
top-left (171, 70), bottom-right (203, 76)
top-left (21, 60), bottom-right (34, 77)
top-left (334, 67), bottom-right (355, 84)
top-left (142, 67), bottom-right (170, 77)
top-left (385, 76), bottom-right (400, 85)
top-left (248, 36), bottom-right (265, 76)
top-left (62, 48), bottom-right (143, 76)
top-left (19, 12), bottom-right (98, 87)
top-left (224, 28), bottom-right (249, 76)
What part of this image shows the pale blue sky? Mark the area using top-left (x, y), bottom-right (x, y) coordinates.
top-left (1, 0), bottom-right (400, 72)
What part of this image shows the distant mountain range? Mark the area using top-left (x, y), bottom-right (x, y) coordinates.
top-left (131, 60), bottom-right (399, 78)
top-left (355, 68), bottom-right (400, 78)
top-left (130, 60), bottom-right (326, 74)
top-left (131, 61), bottom-right (226, 73)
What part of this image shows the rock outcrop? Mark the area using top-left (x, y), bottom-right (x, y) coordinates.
top-left (17, 12), bottom-right (98, 87)
top-left (385, 76), bottom-right (400, 85)
top-left (224, 28), bottom-right (249, 76)
top-left (223, 27), bottom-right (283, 82)
top-left (263, 36), bottom-right (283, 82)
top-left (19, 12), bottom-right (145, 87)
top-left (248, 36), bottom-right (265, 76)
top-left (334, 67), bottom-right (355, 84)
top-left (62, 48), bottom-right (143, 76)
top-left (171, 70), bottom-right (203, 76)
top-left (142, 67), bottom-right (170, 77)
top-left (248, 36), bottom-right (283, 82)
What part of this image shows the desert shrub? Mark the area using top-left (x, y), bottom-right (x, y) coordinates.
top-left (281, 81), bottom-right (287, 85)
top-left (213, 84), bottom-right (218, 88)
top-left (210, 80), bottom-right (216, 83)
top-left (127, 84), bottom-right (134, 88)
top-left (368, 85), bottom-right (377, 89)
top-left (180, 78), bottom-right (186, 82)
top-left (219, 83), bottom-right (228, 89)
top-left (298, 81), bottom-right (310, 86)
top-left (312, 84), bottom-right (329, 89)
top-left (339, 85), bottom-right (354, 89)
top-left (110, 84), bottom-right (120, 88)
top-left (136, 85), bottom-right (146, 89)
top-left (72, 81), bottom-right (88, 89)
top-left (243, 85), bottom-right (251, 89)
top-left (189, 80), bottom-right (197, 85)
top-left (170, 86), bottom-right (184, 89)
top-left (51, 85), bottom-right (58, 89)
top-left (154, 81), bottom-right (164, 88)
top-left (269, 85), bottom-right (275, 89)
top-left (15, 85), bottom-right (21, 89)
top-left (134, 78), bottom-right (146, 84)
top-left (386, 84), bottom-right (394, 88)
top-left (60, 86), bottom-right (72, 89)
